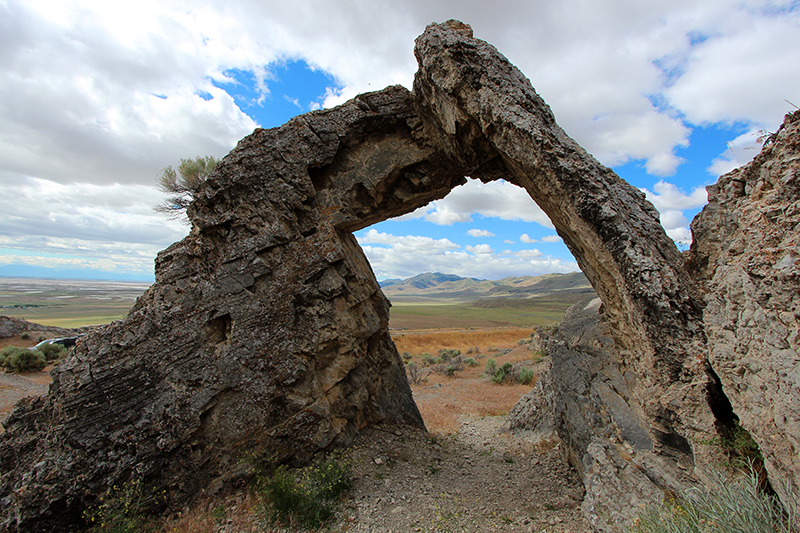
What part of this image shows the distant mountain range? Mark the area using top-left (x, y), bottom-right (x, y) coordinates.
top-left (379, 271), bottom-right (593, 301)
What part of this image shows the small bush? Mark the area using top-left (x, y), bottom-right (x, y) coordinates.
top-left (0, 346), bottom-right (46, 373)
top-left (629, 464), bottom-right (797, 533)
top-left (407, 362), bottom-right (428, 385)
top-left (437, 349), bottom-right (461, 363)
top-left (421, 353), bottom-right (435, 366)
top-left (401, 351), bottom-right (413, 363)
top-left (484, 358), bottom-right (496, 376)
top-left (20, 332), bottom-right (30, 340)
top-left (517, 367), bottom-right (535, 385)
top-left (490, 362), bottom-right (514, 385)
top-left (255, 452), bottom-right (353, 530)
top-left (463, 357), bottom-right (478, 367)
top-left (39, 342), bottom-right (68, 362)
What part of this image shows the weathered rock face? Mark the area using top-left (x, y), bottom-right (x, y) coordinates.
top-left (1, 20), bottom-right (721, 531)
top-left (690, 109), bottom-right (800, 515)
top-left (510, 300), bottom-right (713, 532)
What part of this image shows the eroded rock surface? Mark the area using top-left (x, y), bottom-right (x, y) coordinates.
top-left (690, 109), bottom-right (800, 514)
top-left (509, 300), bottom-right (710, 532)
top-left (0, 20), bottom-right (735, 532)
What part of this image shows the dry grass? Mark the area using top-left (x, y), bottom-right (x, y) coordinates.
top-left (392, 327), bottom-right (532, 356)
top-left (160, 492), bottom-right (260, 533)
top-left (406, 332), bottom-right (543, 435)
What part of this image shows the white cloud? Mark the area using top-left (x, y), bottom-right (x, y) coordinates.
top-left (357, 229), bottom-right (577, 280)
top-left (503, 239), bottom-right (514, 244)
top-left (642, 180), bottom-right (707, 211)
top-left (422, 180), bottom-right (554, 228)
top-left (707, 129), bottom-right (766, 176)
top-left (542, 235), bottom-right (562, 243)
top-left (1, 0), bottom-right (797, 279)
top-left (640, 180), bottom-right (708, 246)
top-left (466, 244), bottom-right (494, 255)
top-left (467, 229), bottom-right (495, 237)
top-left (663, 8), bottom-right (800, 129)
top-left (520, 234), bottom-right (538, 243)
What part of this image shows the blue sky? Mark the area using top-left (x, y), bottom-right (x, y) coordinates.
top-left (0, 1), bottom-right (798, 282)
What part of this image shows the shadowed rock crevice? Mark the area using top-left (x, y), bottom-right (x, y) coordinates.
top-left (3, 20), bottom-right (796, 533)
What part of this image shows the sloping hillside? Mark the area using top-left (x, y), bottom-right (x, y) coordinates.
top-left (380, 271), bottom-right (592, 302)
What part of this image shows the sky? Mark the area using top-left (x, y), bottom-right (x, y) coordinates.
top-left (1, 1), bottom-right (798, 282)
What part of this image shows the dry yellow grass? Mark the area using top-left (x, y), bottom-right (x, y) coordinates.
top-left (408, 339), bottom-right (541, 435)
top-left (391, 327), bottom-right (532, 356)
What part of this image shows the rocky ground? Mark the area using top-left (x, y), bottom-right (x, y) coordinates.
top-left (1, 324), bottom-right (589, 532)
top-left (2, 377), bottom-right (589, 533)
top-left (340, 417), bottom-right (588, 533)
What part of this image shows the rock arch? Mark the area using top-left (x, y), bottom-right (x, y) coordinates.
top-left (0, 21), bottom-right (715, 531)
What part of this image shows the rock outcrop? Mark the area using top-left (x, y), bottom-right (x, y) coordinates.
top-left (6, 19), bottom-right (789, 532)
top-left (690, 109), bottom-right (800, 515)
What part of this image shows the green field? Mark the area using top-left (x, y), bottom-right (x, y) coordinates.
top-left (0, 277), bottom-right (594, 331)
top-left (0, 278), bottom-right (150, 328)
top-left (389, 292), bottom-right (593, 330)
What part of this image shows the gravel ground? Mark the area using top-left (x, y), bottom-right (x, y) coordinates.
top-left (339, 416), bottom-right (588, 533)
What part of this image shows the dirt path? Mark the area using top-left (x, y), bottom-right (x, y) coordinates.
top-left (340, 417), bottom-right (588, 533)
top-left (0, 370), bottom-right (51, 428)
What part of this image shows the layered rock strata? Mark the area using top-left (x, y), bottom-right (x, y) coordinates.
top-left (1, 20), bottom-right (725, 531)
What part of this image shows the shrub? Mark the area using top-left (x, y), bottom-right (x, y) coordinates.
top-left (407, 362), bottom-right (428, 385)
top-left (463, 357), bottom-right (478, 367)
top-left (629, 464), bottom-right (797, 533)
top-left (517, 367), bottom-right (535, 385)
top-left (401, 351), bottom-right (413, 363)
top-left (20, 332), bottom-right (30, 340)
top-left (490, 362), bottom-right (514, 385)
top-left (0, 346), bottom-right (46, 373)
top-left (421, 353), bottom-right (435, 366)
top-left (255, 452), bottom-right (353, 530)
top-left (39, 342), bottom-right (68, 362)
top-left (437, 349), bottom-right (460, 362)
top-left (484, 358), bottom-right (496, 376)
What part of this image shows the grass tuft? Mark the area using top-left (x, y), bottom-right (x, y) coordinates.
top-left (629, 464), bottom-right (798, 533)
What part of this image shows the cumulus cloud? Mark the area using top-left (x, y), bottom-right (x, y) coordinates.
top-left (520, 234), bottom-right (538, 243)
top-left (0, 177), bottom-right (187, 273)
top-left (467, 229), bottom-right (495, 237)
top-left (466, 244), bottom-right (494, 255)
top-left (421, 180), bottom-right (554, 228)
top-left (357, 229), bottom-right (577, 280)
top-left (640, 180), bottom-right (708, 246)
top-left (542, 235), bottom-right (562, 243)
top-left (2, 0), bottom-right (797, 278)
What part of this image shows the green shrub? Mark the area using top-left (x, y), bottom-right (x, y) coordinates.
top-left (20, 332), bottom-right (30, 340)
top-left (484, 358), bottom-right (496, 375)
top-left (421, 353), bottom-right (435, 366)
top-left (401, 351), bottom-right (413, 363)
top-left (0, 346), bottom-right (46, 373)
top-left (255, 452), bottom-right (353, 530)
top-left (463, 357), bottom-right (478, 367)
top-left (39, 342), bottom-right (68, 362)
top-left (490, 362), bottom-right (514, 385)
top-left (437, 349), bottom-right (461, 362)
top-left (517, 367), bottom-right (535, 385)
top-left (629, 464), bottom-right (797, 533)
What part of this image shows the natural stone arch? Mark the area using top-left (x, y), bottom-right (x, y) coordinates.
top-left (0, 21), bottom-right (714, 531)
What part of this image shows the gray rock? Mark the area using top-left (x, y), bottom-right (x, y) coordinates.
top-left (690, 109), bottom-right (800, 515)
